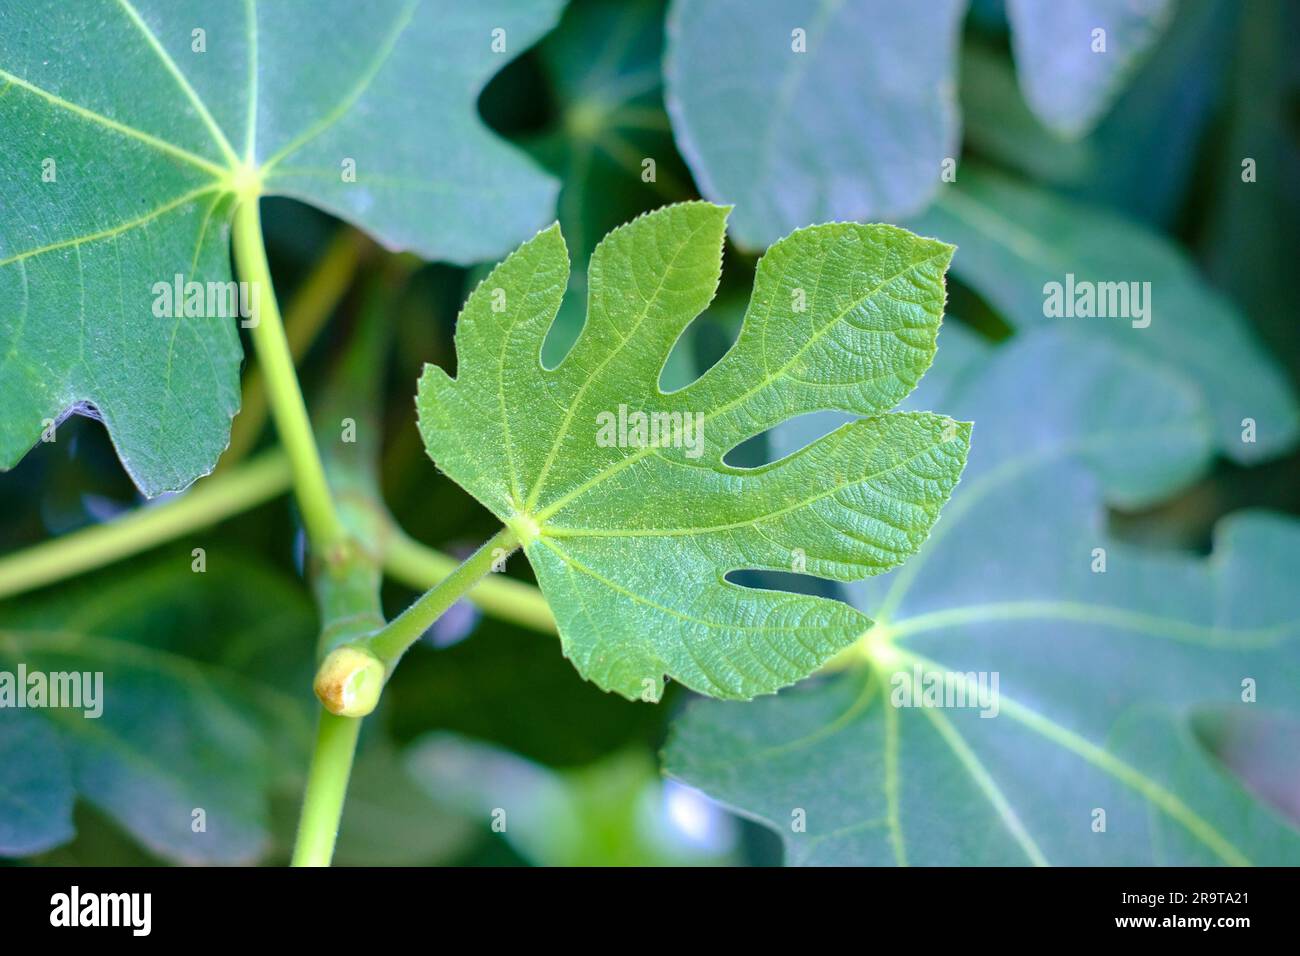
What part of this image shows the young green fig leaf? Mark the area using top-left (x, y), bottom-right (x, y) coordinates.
top-left (417, 203), bottom-right (970, 701)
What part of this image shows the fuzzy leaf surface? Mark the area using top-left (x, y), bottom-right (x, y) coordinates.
top-left (418, 203), bottom-right (970, 700)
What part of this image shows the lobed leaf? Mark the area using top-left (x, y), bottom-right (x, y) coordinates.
top-left (527, 0), bottom-right (693, 368)
top-left (417, 202), bottom-right (970, 701)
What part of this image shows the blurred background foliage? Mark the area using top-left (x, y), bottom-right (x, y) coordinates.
top-left (1, 0), bottom-right (1297, 865)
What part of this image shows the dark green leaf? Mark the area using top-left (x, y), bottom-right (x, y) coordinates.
top-left (0, 555), bottom-right (315, 863)
top-left (0, 710), bottom-right (74, 856)
top-left (0, 0), bottom-right (563, 494)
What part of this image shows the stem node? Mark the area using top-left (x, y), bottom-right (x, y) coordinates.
top-left (314, 645), bottom-right (385, 717)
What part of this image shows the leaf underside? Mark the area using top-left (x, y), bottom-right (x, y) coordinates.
top-left (1007, 0), bottom-right (1174, 138)
top-left (0, 0), bottom-right (562, 495)
top-left (664, 324), bottom-right (1300, 866)
top-left (417, 202), bottom-right (970, 701)
top-left (908, 168), bottom-right (1299, 463)
top-left (665, 0), bottom-right (965, 250)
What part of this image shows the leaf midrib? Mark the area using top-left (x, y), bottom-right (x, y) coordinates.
top-left (0, 66), bottom-right (226, 176)
top-left (113, 0), bottom-right (240, 166)
top-left (259, 0), bottom-right (418, 175)
top-left (521, 211), bottom-right (718, 513)
top-left (895, 647), bottom-right (1251, 867)
top-left (0, 184), bottom-right (221, 268)
top-left (541, 426), bottom-right (946, 541)
top-left (542, 538), bottom-right (852, 637)
top-left (889, 599), bottom-right (1297, 649)
top-left (919, 704), bottom-right (1049, 866)
top-left (684, 648), bottom-right (1252, 866)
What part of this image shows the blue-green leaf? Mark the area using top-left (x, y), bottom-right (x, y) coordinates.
top-left (910, 168), bottom-right (1299, 462)
top-left (1006, 0), bottom-right (1174, 138)
top-left (665, 325), bottom-right (1300, 865)
top-left (664, 0), bottom-right (964, 249)
top-left (0, 0), bottom-right (563, 495)
top-left (0, 556), bottom-right (315, 863)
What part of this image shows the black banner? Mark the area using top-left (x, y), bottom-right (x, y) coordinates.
top-left (0, 865), bottom-right (1283, 942)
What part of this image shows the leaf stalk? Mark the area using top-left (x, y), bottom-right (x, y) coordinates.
top-left (342, 526), bottom-right (520, 676)
top-left (0, 450), bottom-right (290, 600)
top-left (232, 199), bottom-right (348, 556)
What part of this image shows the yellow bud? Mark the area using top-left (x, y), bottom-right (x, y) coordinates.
top-left (313, 646), bottom-right (385, 717)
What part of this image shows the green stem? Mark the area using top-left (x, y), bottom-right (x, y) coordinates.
top-left (0, 450), bottom-right (290, 601)
top-left (367, 527), bottom-right (519, 665)
top-left (224, 228), bottom-right (370, 466)
top-left (233, 198), bottom-right (364, 868)
top-left (383, 526), bottom-right (556, 634)
top-left (289, 712), bottom-right (362, 867)
top-left (0, 447), bottom-right (556, 636)
top-left (232, 199), bottom-right (347, 552)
